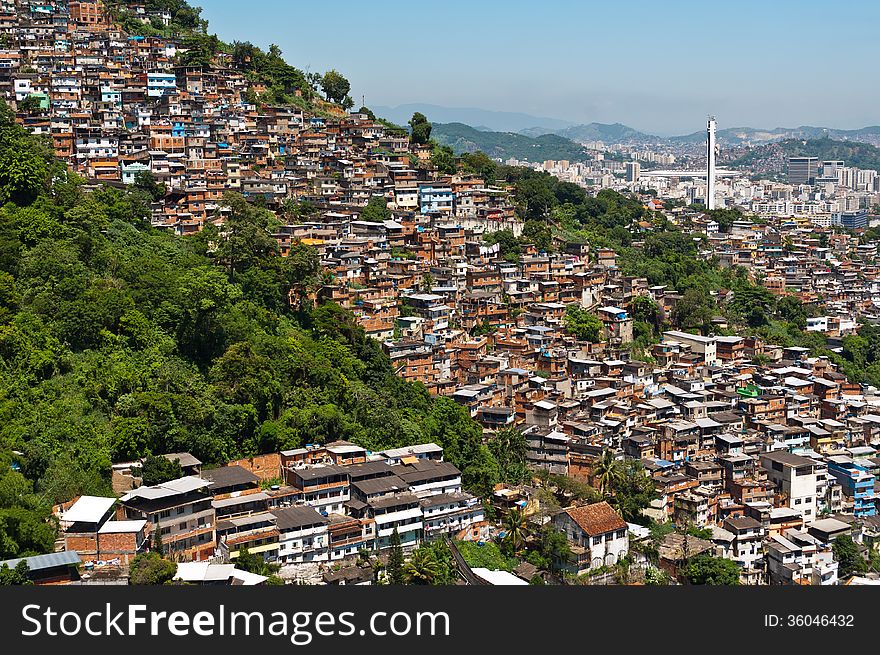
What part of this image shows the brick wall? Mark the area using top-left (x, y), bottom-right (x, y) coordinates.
top-left (98, 531), bottom-right (140, 554)
top-left (65, 534), bottom-right (98, 558)
top-left (227, 453), bottom-right (281, 482)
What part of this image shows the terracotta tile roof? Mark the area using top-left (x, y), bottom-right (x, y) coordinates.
top-left (563, 501), bottom-right (627, 536)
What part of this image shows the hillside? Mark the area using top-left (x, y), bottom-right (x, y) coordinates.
top-left (432, 122), bottom-right (593, 163)
top-left (521, 122), bottom-right (657, 145)
top-left (673, 125), bottom-right (880, 148)
top-left (104, 0), bottom-right (345, 118)
top-left (0, 97), bottom-right (506, 559)
top-left (731, 137), bottom-right (880, 174)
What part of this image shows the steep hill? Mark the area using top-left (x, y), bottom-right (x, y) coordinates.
top-left (519, 122), bottom-right (657, 145)
top-left (432, 122), bottom-right (593, 163)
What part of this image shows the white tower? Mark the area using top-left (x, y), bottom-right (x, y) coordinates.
top-left (706, 116), bottom-right (717, 210)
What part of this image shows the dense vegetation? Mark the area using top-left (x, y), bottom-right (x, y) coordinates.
top-left (0, 100), bottom-right (512, 560)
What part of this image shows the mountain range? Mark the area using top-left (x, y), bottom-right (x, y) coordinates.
top-left (375, 104), bottom-right (880, 148)
top-left (431, 122), bottom-right (594, 163)
top-left (371, 103), bottom-right (575, 133)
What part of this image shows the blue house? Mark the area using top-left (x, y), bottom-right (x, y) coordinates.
top-left (827, 455), bottom-right (876, 517)
top-left (419, 185), bottom-right (454, 214)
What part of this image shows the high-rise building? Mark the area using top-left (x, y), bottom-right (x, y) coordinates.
top-left (625, 161), bottom-right (640, 183)
top-left (706, 117), bottom-right (717, 210)
top-left (820, 160), bottom-right (845, 178)
top-left (788, 156), bottom-right (818, 185)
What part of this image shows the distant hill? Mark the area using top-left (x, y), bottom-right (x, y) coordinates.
top-left (371, 104), bottom-right (575, 133)
top-left (519, 122), bottom-right (657, 144)
top-left (731, 137), bottom-right (880, 174)
top-left (431, 122), bottom-right (592, 163)
top-left (672, 125), bottom-right (880, 147)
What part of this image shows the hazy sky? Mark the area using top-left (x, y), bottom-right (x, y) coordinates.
top-left (199, 0), bottom-right (880, 135)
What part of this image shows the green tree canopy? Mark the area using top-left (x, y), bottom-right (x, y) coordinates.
top-left (320, 70), bottom-right (351, 105)
top-left (129, 552), bottom-right (177, 585)
top-left (564, 305), bottom-right (604, 342)
top-left (409, 112), bottom-right (432, 146)
top-left (684, 554), bottom-right (741, 585)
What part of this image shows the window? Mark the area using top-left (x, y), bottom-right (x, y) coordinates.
top-left (593, 536), bottom-right (601, 546)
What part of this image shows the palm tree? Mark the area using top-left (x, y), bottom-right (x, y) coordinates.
top-left (404, 548), bottom-right (441, 585)
top-left (502, 508), bottom-right (528, 555)
top-left (593, 449), bottom-right (622, 498)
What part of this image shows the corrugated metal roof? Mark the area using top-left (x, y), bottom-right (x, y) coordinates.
top-left (0, 550), bottom-right (82, 571)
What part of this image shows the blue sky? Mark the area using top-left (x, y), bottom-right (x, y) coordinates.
top-left (199, 0), bottom-right (880, 135)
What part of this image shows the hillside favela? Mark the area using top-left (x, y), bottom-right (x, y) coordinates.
top-left (3, 0), bottom-right (880, 590)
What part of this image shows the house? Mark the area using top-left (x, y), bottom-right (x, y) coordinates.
top-left (723, 516), bottom-right (766, 584)
top-left (271, 505), bottom-right (331, 564)
top-left (827, 455), bottom-right (877, 517)
top-left (0, 551), bottom-right (83, 585)
top-left (119, 476), bottom-right (216, 561)
top-left (760, 451), bottom-right (819, 521)
top-left (552, 501), bottom-right (629, 574)
top-left (173, 562), bottom-right (267, 586)
top-left (61, 495), bottom-right (117, 561)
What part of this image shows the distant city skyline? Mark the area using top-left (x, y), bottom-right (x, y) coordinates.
top-left (200, 0), bottom-right (880, 135)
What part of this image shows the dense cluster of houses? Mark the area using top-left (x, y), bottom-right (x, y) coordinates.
top-left (49, 441), bottom-right (489, 582)
top-left (5, 1), bottom-right (880, 586)
top-left (0, 0), bottom-right (521, 237)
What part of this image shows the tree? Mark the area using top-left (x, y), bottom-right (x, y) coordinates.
top-left (684, 554), bottom-right (741, 585)
top-left (833, 535), bottom-right (867, 578)
top-left (129, 552), bottom-right (176, 585)
top-left (671, 288), bottom-right (714, 333)
top-left (483, 229), bottom-right (521, 262)
top-left (777, 295), bottom-right (807, 329)
top-left (533, 526), bottom-right (571, 572)
top-left (152, 527), bottom-right (164, 556)
top-left (217, 192), bottom-right (280, 277)
top-left (360, 195), bottom-right (391, 223)
top-left (404, 547), bottom-right (441, 585)
top-left (408, 112), bottom-right (432, 145)
top-left (17, 95), bottom-right (44, 115)
top-left (0, 560), bottom-right (31, 585)
top-left (631, 295), bottom-right (661, 332)
top-left (431, 144), bottom-right (456, 174)
top-left (420, 272), bottom-right (435, 293)
top-left (502, 507), bottom-right (528, 556)
top-left (133, 170), bottom-right (166, 201)
top-left (235, 546), bottom-right (280, 577)
top-left (0, 103), bottom-right (47, 206)
top-left (488, 428), bottom-right (529, 484)
top-left (386, 527), bottom-right (405, 584)
top-left (320, 70), bottom-right (351, 104)
top-left (593, 450), bottom-right (622, 497)
top-left (521, 220), bottom-right (553, 252)
top-left (564, 304), bottom-right (604, 342)
top-left (285, 241), bottom-right (321, 308)
top-left (140, 455), bottom-right (183, 486)
top-left (404, 541), bottom-right (456, 585)
top-left (460, 151), bottom-right (498, 185)
top-left (609, 459), bottom-right (657, 522)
